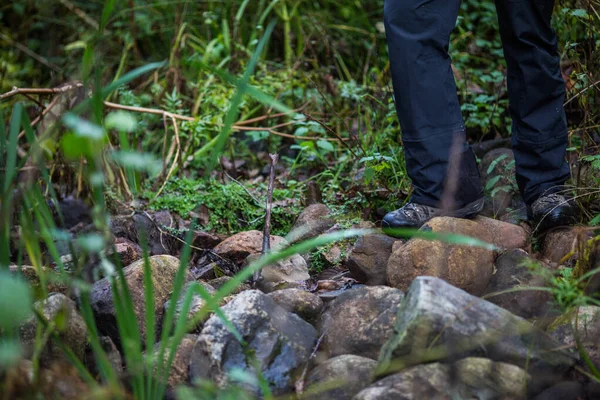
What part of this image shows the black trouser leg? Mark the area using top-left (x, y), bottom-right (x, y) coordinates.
top-left (496, 0), bottom-right (570, 205)
top-left (384, 0), bottom-right (483, 208)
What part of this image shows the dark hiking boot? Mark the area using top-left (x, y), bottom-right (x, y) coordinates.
top-left (529, 193), bottom-right (578, 233)
top-left (382, 197), bottom-right (484, 231)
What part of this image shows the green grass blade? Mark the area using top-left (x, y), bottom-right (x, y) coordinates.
top-left (141, 243), bottom-right (156, 398)
top-left (100, 0), bottom-right (117, 32)
top-left (204, 20), bottom-right (276, 173)
top-left (153, 227), bottom-right (195, 398)
top-left (3, 103), bottom-right (21, 193)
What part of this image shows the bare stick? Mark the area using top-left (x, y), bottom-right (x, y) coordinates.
top-left (0, 82), bottom-right (84, 101)
top-left (255, 154), bottom-right (279, 285)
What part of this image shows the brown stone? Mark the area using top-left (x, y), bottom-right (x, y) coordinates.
top-left (304, 355), bottom-right (377, 400)
top-left (20, 294), bottom-right (88, 365)
top-left (387, 217), bottom-right (494, 295)
top-left (288, 204), bottom-right (335, 244)
top-left (483, 249), bottom-right (556, 320)
top-left (475, 216), bottom-right (529, 250)
top-left (3, 360), bottom-right (91, 400)
top-left (268, 288), bottom-right (324, 323)
top-left (319, 286), bottom-right (404, 359)
top-left (213, 230), bottom-right (288, 265)
top-left (152, 334), bottom-right (197, 389)
top-left (541, 229), bottom-right (589, 264)
top-left (346, 234), bottom-right (400, 286)
top-left (91, 255), bottom-right (191, 346)
top-left (9, 265), bottom-right (69, 295)
top-left (113, 237), bottom-right (142, 266)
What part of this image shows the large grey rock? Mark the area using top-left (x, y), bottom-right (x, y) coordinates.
top-left (268, 288), bottom-right (324, 323)
top-left (91, 255), bottom-right (190, 347)
top-left (387, 217), bottom-right (494, 295)
top-left (379, 277), bottom-right (576, 374)
top-left (20, 293), bottom-right (88, 365)
top-left (483, 249), bottom-right (555, 319)
top-left (303, 355), bottom-right (377, 400)
top-left (320, 286), bottom-right (404, 360)
top-left (190, 290), bottom-right (317, 395)
top-left (346, 234), bottom-right (399, 286)
top-left (355, 358), bottom-right (529, 400)
top-left (288, 204), bottom-right (335, 244)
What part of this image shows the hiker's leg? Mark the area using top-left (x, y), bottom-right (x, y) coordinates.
top-left (384, 0), bottom-right (483, 208)
top-left (495, 0), bottom-right (570, 205)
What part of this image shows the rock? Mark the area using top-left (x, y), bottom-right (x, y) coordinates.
top-left (20, 293), bottom-right (88, 365)
top-left (586, 380), bottom-right (600, 399)
top-left (109, 215), bottom-right (137, 243)
top-left (387, 217), bottom-right (494, 296)
top-left (541, 230), bottom-right (585, 265)
top-left (91, 255), bottom-right (190, 346)
top-left (190, 290), bottom-right (317, 395)
top-left (163, 281), bottom-right (217, 332)
top-left (3, 360), bottom-right (91, 400)
top-left (288, 204), bottom-right (335, 244)
top-left (532, 381), bottom-right (585, 400)
top-left (355, 358), bottom-right (529, 400)
top-left (380, 277), bottom-right (576, 374)
top-left (9, 264), bottom-right (69, 295)
top-left (479, 148), bottom-right (516, 218)
top-left (484, 249), bottom-right (555, 319)
top-left (303, 355), bottom-right (377, 400)
top-left (99, 336), bottom-right (123, 375)
top-left (320, 286), bottom-right (404, 360)
top-left (113, 237), bottom-right (142, 267)
top-left (133, 211), bottom-right (179, 256)
top-left (548, 306), bottom-right (600, 368)
top-left (207, 276), bottom-right (251, 294)
top-left (472, 138), bottom-right (512, 159)
top-left (192, 230), bottom-right (222, 249)
top-left (475, 216), bottom-right (529, 250)
top-left (250, 252), bottom-right (310, 293)
top-left (56, 197), bottom-right (92, 230)
top-left (346, 234), bottom-right (399, 286)
top-left (213, 230), bottom-right (288, 265)
top-left (85, 336), bottom-right (123, 378)
top-left (267, 289), bottom-right (324, 323)
top-left (152, 334), bottom-right (197, 391)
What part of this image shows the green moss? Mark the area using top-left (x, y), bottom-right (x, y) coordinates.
top-left (144, 177), bottom-right (302, 236)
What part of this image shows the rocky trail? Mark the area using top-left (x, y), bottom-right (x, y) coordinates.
top-left (7, 146), bottom-right (600, 400)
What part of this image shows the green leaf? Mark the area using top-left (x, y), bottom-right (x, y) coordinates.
top-left (590, 214), bottom-right (600, 226)
top-left (111, 150), bottom-right (162, 176)
top-left (63, 114), bottom-right (105, 139)
top-left (316, 140), bottom-right (335, 152)
top-left (0, 340), bottom-right (24, 369)
top-left (77, 233), bottom-right (106, 253)
top-left (100, 0), bottom-right (117, 31)
top-left (105, 111), bottom-right (138, 133)
top-left (486, 154), bottom-right (508, 174)
top-left (0, 271), bottom-right (33, 329)
top-left (61, 133), bottom-right (98, 159)
top-left (485, 175), bottom-right (502, 191)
